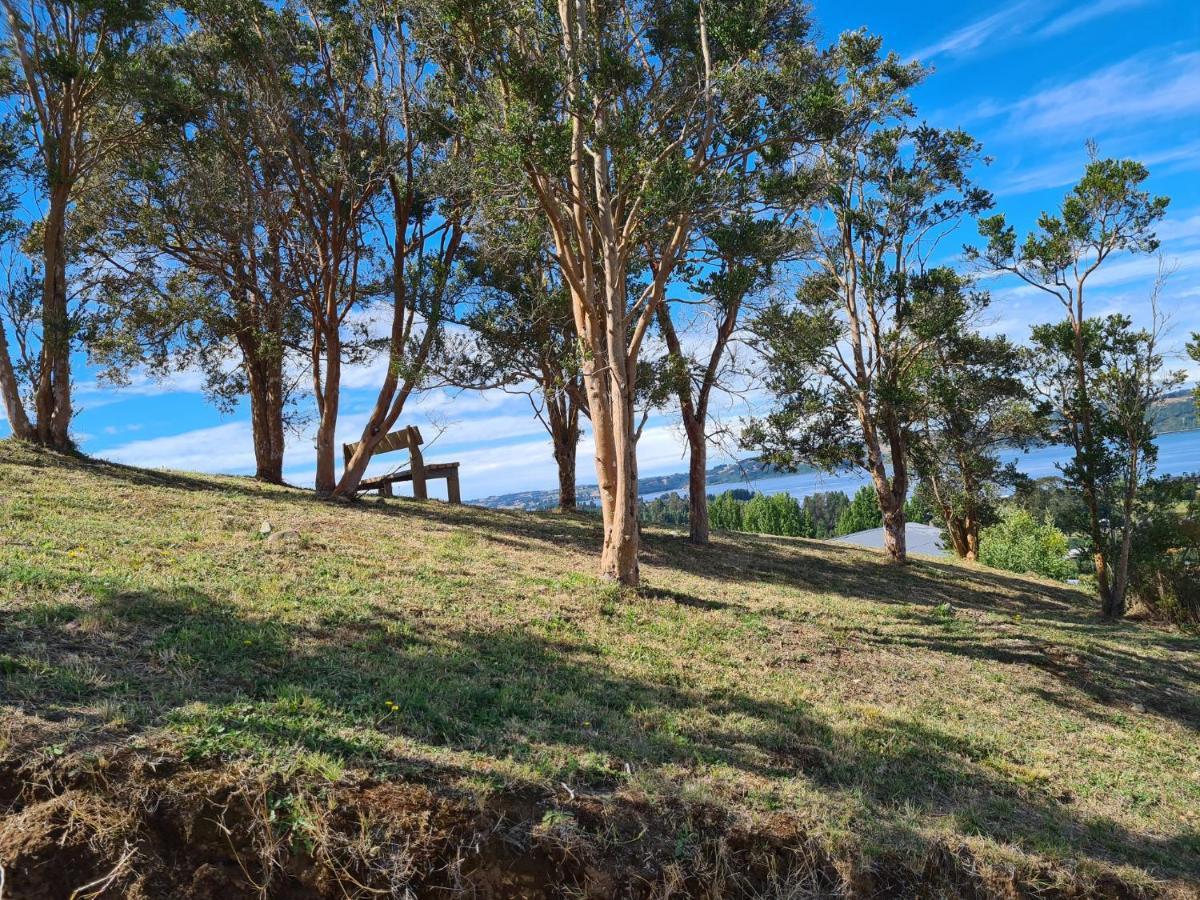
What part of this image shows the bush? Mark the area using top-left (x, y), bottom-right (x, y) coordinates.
top-left (1126, 474), bottom-right (1200, 626)
top-left (978, 509), bottom-right (1075, 581)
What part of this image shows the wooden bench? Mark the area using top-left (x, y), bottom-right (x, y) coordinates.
top-left (343, 425), bottom-right (461, 504)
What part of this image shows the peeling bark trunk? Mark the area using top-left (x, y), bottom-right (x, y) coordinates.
top-left (0, 325), bottom-right (34, 440)
top-left (686, 423), bottom-right (709, 545)
top-left (314, 323), bottom-right (341, 496)
top-left (34, 185), bottom-right (72, 449)
top-left (244, 352), bottom-right (286, 484)
top-left (548, 395), bottom-right (579, 511)
top-left (554, 436), bottom-right (577, 510)
top-left (880, 493), bottom-right (907, 562)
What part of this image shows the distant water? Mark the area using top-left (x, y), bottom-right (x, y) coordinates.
top-left (640, 429), bottom-right (1200, 503)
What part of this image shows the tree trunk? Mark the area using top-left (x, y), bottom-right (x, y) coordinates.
top-left (881, 496), bottom-right (907, 563)
top-left (686, 420), bottom-right (709, 545)
top-left (0, 326), bottom-right (34, 440)
top-left (945, 515), bottom-right (969, 559)
top-left (554, 432), bottom-right (577, 510)
top-left (1109, 444), bottom-right (1139, 618)
top-left (964, 515), bottom-right (980, 562)
top-left (245, 355), bottom-right (285, 484)
top-left (591, 301), bottom-right (640, 585)
top-left (34, 185), bottom-right (72, 449)
top-left (599, 384), bottom-right (641, 584)
top-left (314, 323), bottom-right (341, 495)
top-left (1070, 300), bottom-right (1115, 615)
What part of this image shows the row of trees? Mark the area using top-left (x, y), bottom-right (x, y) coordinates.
top-left (0, 0), bottom-right (1191, 610)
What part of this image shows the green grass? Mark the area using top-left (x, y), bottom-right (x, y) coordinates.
top-left (1, 441), bottom-right (1198, 893)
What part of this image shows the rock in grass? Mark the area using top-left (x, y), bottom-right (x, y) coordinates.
top-left (264, 529), bottom-right (301, 550)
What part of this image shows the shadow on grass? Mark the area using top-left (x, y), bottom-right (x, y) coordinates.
top-left (3, 584), bottom-right (1198, 883)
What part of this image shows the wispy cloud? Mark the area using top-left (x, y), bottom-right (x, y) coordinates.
top-left (1035, 0), bottom-right (1153, 38)
top-left (911, 0), bottom-right (1041, 62)
top-left (990, 137), bottom-right (1200, 196)
top-left (1001, 50), bottom-right (1200, 137)
top-left (913, 0), bottom-right (1161, 63)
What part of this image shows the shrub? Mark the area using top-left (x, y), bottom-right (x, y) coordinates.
top-left (978, 509), bottom-right (1075, 581)
top-left (1126, 474), bottom-right (1199, 626)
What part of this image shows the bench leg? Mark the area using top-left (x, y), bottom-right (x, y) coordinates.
top-left (447, 470), bottom-right (461, 505)
top-left (380, 482), bottom-right (393, 498)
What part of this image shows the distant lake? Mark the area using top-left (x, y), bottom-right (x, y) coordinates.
top-left (640, 429), bottom-right (1200, 503)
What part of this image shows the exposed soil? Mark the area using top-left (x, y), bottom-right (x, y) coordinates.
top-left (0, 746), bottom-right (1168, 900)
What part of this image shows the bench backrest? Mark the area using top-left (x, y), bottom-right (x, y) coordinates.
top-left (343, 425), bottom-right (423, 465)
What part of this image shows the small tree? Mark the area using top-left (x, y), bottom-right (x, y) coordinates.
top-left (708, 490), bottom-right (744, 532)
top-left (444, 231), bottom-right (586, 510)
top-left (803, 490), bottom-right (849, 538)
top-left (746, 38), bottom-right (990, 562)
top-left (83, 15), bottom-right (306, 482)
top-left (979, 509), bottom-right (1075, 582)
top-left (911, 284), bottom-right (1039, 559)
top-left (1026, 312), bottom-right (1184, 615)
top-left (968, 153), bottom-right (1168, 615)
top-left (657, 215), bottom-right (790, 544)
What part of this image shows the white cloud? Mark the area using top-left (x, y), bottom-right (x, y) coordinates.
top-left (1000, 50), bottom-right (1200, 137)
top-left (990, 139), bottom-right (1200, 196)
top-left (911, 0), bottom-right (1041, 62)
top-left (1035, 0), bottom-right (1153, 38)
top-left (100, 421), bottom-right (259, 473)
top-left (912, 0), bottom-right (1161, 63)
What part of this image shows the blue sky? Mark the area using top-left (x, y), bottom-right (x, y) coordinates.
top-left (9, 0), bottom-right (1200, 499)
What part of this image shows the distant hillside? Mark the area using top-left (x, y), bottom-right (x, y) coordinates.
top-left (1154, 389), bottom-right (1199, 433)
top-left (479, 392), bottom-right (1198, 509)
top-left (2, 441), bottom-right (1197, 897)
top-left (472, 455), bottom-right (796, 509)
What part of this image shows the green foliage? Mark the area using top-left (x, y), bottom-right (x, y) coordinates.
top-left (707, 490), bottom-right (745, 532)
top-left (836, 486), bottom-right (882, 536)
top-left (909, 291), bottom-right (1038, 555)
top-left (742, 492), bottom-right (807, 537)
top-left (1125, 474), bottom-right (1200, 625)
top-left (802, 490), bottom-right (849, 538)
top-left (1011, 477), bottom-right (1090, 538)
top-left (979, 510), bottom-right (1075, 582)
top-left (703, 489), bottom-right (819, 538)
top-left (640, 492), bottom-right (690, 527)
top-left (903, 488), bottom-right (936, 526)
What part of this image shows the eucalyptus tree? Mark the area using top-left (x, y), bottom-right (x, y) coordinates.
top-left (968, 155), bottom-right (1168, 615)
top-left (445, 232), bottom-right (587, 510)
top-left (441, 0), bottom-right (823, 585)
top-left (0, 0), bottom-right (161, 447)
top-left (83, 12), bottom-right (306, 483)
top-left (910, 282), bottom-right (1038, 560)
top-left (333, 3), bottom-right (471, 497)
top-left (745, 35), bottom-right (991, 563)
top-left (656, 215), bottom-right (791, 544)
top-left (226, 0), bottom-right (391, 495)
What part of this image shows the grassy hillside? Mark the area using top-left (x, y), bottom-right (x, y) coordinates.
top-left (1, 443), bottom-right (1197, 899)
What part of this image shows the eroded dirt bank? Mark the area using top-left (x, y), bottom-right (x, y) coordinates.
top-left (0, 747), bottom-right (1169, 900)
